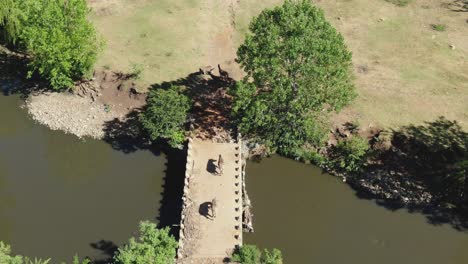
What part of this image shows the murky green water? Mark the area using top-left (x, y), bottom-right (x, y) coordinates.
top-left (0, 93), bottom-right (166, 262)
top-left (245, 156), bottom-right (468, 264)
top-left (2, 92), bottom-right (468, 264)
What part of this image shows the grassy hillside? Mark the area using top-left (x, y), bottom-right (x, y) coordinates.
top-left (89, 0), bottom-right (468, 129)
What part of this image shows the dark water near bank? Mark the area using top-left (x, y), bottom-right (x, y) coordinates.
top-left (0, 93), bottom-right (167, 262)
top-left (245, 156), bottom-right (468, 264)
top-left (2, 93), bottom-right (468, 264)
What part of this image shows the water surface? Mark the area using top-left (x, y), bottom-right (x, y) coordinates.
top-left (2, 91), bottom-right (468, 264)
top-left (0, 93), bottom-right (166, 262)
top-left (245, 156), bottom-right (468, 264)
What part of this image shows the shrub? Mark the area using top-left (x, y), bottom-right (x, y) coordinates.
top-left (129, 63), bottom-right (144, 80)
top-left (113, 221), bottom-right (178, 264)
top-left (232, 245), bottom-right (283, 264)
top-left (232, 245), bottom-right (261, 264)
top-left (140, 86), bottom-right (190, 148)
top-left (0, 241), bottom-right (51, 264)
top-left (431, 24), bottom-right (447, 32)
top-left (328, 136), bottom-right (370, 174)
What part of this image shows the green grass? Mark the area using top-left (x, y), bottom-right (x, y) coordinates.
top-left (89, 0), bottom-right (468, 130)
top-left (431, 24), bottom-right (447, 31)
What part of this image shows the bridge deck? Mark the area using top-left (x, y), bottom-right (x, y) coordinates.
top-left (178, 138), bottom-right (243, 263)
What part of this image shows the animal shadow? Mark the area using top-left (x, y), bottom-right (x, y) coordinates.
top-left (207, 159), bottom-right (217, 174)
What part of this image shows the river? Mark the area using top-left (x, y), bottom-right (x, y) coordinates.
top-left (0, 92), bottom-right (167, 262)
top-left (1, 92), bottom-right (468, 263)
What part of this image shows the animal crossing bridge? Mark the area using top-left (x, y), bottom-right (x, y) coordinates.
top-left (177, 138), bottom-right (244, 263)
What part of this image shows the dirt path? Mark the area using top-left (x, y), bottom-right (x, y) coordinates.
top-left (200, 0), bottom-right (243, 80)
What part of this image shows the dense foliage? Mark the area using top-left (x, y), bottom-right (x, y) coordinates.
top-left (233, 0), bottom-right (355, 156)
top-left (140, 86), bottom-right (190, 148)
top-left (0, 0), bottom-right (102, 89)
top-left (0, 0), bottom-right (22, 44)
top-left (328, 136), bottom-right (370, 174)
top-left (232, 245), bottom-right (283, 264)
top-left (1, 221), bottom-right (176, 264)
top-left (1, 241), bottom-right (51, 264)
top-left (392, 117), bottom-right (468, 204)
top-left (113, 221), bottom-right (178, 264)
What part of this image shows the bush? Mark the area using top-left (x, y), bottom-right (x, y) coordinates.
top-left (140, 86), bottom-right (190, 148)
top-left (385, 0), bottom-right (413, 7)
top-left (0, 0), bottom-right (103, 90)
top-left (431, 24), bottom-right (447, 32)
top-left (232, 245), bottom-right (283, 264)
top-left (328, 136), bottom-right (370, 174)
top-left (113, 221), bottom-right (178, 264)
top-left (0, 241), bottom-right (51, 264)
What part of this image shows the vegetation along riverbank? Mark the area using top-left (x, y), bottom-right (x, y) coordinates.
top-left (1, 0), bottom-right (468, 262)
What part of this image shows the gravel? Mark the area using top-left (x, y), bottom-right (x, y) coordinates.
top-left (25, 92), bottom-right (124, 139)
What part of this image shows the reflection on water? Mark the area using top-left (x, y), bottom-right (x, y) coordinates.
top-left (245, 156), bottom-right (468, 264)
top-left (0, 93), bottom-right (167, 262)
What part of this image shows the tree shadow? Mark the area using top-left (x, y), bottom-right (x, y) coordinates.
top-left (0, 48), bottom-right (50, 97)
top-left (88, 240), bottom-right (119, 264)
top-left (445, 0), bottom-right (468, 12)
top-left (156, 145), bottom-right (187, 239)
top-left (350, 116), bottom-right (468, 231)
top-left (149, 66), bottom-right (236, 140)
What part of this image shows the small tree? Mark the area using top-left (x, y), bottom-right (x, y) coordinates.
top-left (113, 221), bottom-right (178, 264)
top-left (232, 245), bottom-right (283, 264)
top-left (232, 245), bottom-right (262, 264)
top-left (262, 248), bottom-right (283, 264)
top-left (234, 0), bottom-right (355, 155)
top-left (140, 86), bottom-right (190, 148)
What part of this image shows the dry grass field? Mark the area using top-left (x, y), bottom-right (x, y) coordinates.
top-left (88, 0), bottom-right (468, 130)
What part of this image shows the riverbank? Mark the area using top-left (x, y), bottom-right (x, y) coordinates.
top-left (24, 70), bottom-right (146, 139)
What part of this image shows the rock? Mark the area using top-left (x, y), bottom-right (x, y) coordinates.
top-left (378, 17), bottom-right (385, 22)
top-left (449, 44), bottom-right (456, 50)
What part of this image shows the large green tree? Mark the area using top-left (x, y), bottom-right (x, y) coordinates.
top-left (233, 0), bottom-right (355, 155)
top-left (140, 86), bottom-right (190, 148)
top-left (113, 221), bottom-right (178, 264)
top-left (0, 0), bottom-right (102, 90)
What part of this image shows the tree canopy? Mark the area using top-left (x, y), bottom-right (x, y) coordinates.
top-left (0, 0), bottom-right (102, 90)
top-left (140, 86), bottom-right (190, 148)
top-left (113, 221), bottom-right (178, 264)
top-left (233, 0), bottom-right (355, 155)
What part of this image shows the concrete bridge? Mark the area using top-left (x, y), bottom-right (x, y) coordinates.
top-left (177, 137), bottom-right (244, 263)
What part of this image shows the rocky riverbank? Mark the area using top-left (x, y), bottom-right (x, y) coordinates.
top-left (346, 170), bottom-right (434, 205)
top-left (24, 71), bottom-right (146, 139)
